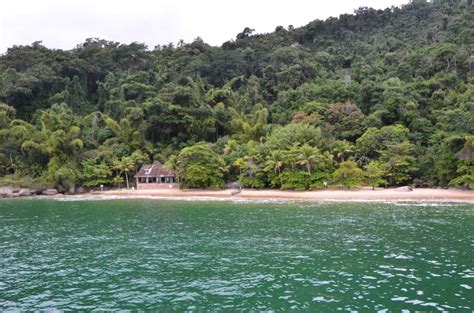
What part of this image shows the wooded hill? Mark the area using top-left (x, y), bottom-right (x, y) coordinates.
top-left (0, 0), bottom-right (472, 191)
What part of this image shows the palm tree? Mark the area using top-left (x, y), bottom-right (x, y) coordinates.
top-left (284, 143), bottom-right (300, 170)
top-left (130, 150), bottom-right (149, 174)
top-left (296, 144), bottom-right (320, 175)
top-left (113, 156), bottom-right (135, 189)
top-left (229, 103), bottom-right (268, 142)
top-left (223, 139), bottom-right (239, 155)
top-left (264, 150), bottom-right (285, 175)
top-left (332, 140), bottom-right (354, 163)
top-left (165, 154), bottom-right (180, 185)
top-left (233, 157), bottom-right (246, 176)
top-left (18, 105), bottom-right (84, 167)
top-left (104, 115), bottom-right (152, 153)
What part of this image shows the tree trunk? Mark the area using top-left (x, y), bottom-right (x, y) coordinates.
top-left (9, 154), bottom-right (16, 175)
top-left (277, 168), bottom-right (283, 188)
top-left (125, 171), bottom-right (130, 189)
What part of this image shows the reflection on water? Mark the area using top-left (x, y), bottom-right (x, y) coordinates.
top-left (0, 199), bottom-right (473, 310)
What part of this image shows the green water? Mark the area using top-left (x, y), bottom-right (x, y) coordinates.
top-left (0, 199), bottom-right (473, 311)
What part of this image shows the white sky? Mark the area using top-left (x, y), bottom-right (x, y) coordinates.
top-left (0, 0), bottom-right (407, 53)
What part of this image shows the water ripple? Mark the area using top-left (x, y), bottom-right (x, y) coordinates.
top-left (0, 199), bottom-right (473, 310)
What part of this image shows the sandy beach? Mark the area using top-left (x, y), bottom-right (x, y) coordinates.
top-left (97, 187), bottom-right (474, 202)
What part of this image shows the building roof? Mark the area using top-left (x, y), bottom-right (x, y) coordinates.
top-left (136, 163), bottom-right (175, 177)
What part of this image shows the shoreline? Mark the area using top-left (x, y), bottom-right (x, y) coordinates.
top-left (92, 187), bottom-right (474, 203)
top-left (2, 187), bottom-right (473, 203)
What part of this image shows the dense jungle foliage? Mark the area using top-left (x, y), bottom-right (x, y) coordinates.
top-left (0, 0), bottom-right (473, 191)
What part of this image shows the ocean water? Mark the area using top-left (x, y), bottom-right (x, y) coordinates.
top-left (0, 199), bottom-right (473, 310)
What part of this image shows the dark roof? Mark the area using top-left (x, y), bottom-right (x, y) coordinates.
top-left (136, 163), bottom-right (175, 177)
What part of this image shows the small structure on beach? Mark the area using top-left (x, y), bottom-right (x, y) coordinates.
top-left (135, 163), bottom-right (178, 190)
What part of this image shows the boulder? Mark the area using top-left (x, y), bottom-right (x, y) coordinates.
top-left (67, 187), bottom-right (76, 195)
top-left (18, 188), bottom-right (32, 196)
top-left (0, 187), bottom-right (10, 197)
top-left (29, 187), bottom-right (44, 195)
top-left (76, 187), bottom-right (87, 194)
top-left (0, 186), bottom-right (19, 196)
top-left (225, 181), bottom-right (241, 189)
top-left (42, 188), bottom-right (59, 196)
top-left (0, 186), bottom-right (24, 198)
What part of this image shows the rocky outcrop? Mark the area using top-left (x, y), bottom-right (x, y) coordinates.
top-left (29, 187), bottom-right (44, 195)
top-left (76, 187), bottom-right (87, 194)
top-left (0, 186), bottom-right (33, 198)
top-left (42, 189), bottom-right (59, 196)
top-left (1, 186), bottom-right (17, 198)
top-left (0, 186), bottom-right (18, 196)
top-left (18, 188), bottom-right (32, 196)
top-left (67, 187), bottom-right (76, 195)
top-left (0, 186), bottom-right (65, 198)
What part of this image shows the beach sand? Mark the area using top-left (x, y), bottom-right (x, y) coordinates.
top-left (97, 187), bottom-right (474, 202)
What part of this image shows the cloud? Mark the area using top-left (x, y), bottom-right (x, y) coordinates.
top-left (0, 0), bottom-right (407, 53)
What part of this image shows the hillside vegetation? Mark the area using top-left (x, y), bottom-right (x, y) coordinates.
top-left (0, 0), bottom-right (472, 191)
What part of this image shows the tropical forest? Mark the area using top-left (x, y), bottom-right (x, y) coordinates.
top-left (0, 0), bottom-right (473, 192)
